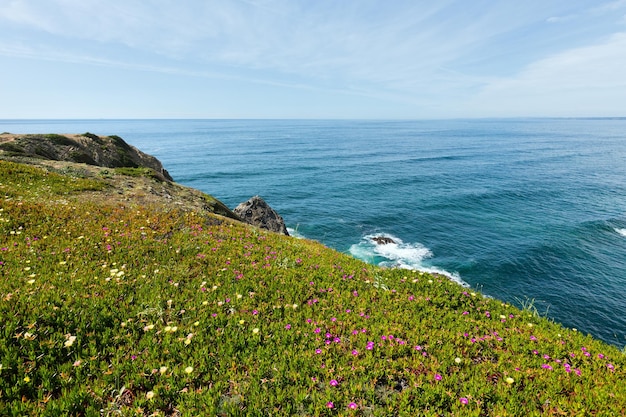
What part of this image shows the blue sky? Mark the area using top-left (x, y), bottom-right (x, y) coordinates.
top-left (1, 0), bottom-right (625, 119)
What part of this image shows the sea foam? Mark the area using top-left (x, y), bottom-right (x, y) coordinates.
top-left (616, 228), bottom-right (626, 238)
top-left (349, 233), bottom-right (468, 287)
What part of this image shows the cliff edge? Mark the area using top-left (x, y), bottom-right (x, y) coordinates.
top-left (0, 132), bottom-right (173, 181)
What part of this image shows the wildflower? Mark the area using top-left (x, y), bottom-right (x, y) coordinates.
top-left (143, 324), bottom-right (155, 331)
top-left (64, 335), bottom-right (77, 347)
top-left (329, 379), bottom-right (339, 387)
top-left (27, 279), bottom-right (36, 285)
top-left (505, 377), bottom-right (514, 384)
top-left (285, 324), bottom-right (291, 330)
top-left (459, 397), bottom-right (469, 405)
top-left (541, 364), bottom-right (553, 370)
top-left (252, 328), bottom-right (260, 334)
top-left (455, 357), bottom-right (462, 364)
top-left (348, 402), bottom-right (358, 409)
top-left (315, 349), bottom-right (322, 354)
top-left (146, 391), bottom-right (155, 399)
top-left (607, 363), bottom-right (615, 371)
top-left (326, 401), bottom-right (334, 408)
top-left (434, 374), bottom-right (442, 381)
top-left (159, 366), bottom-right (168, 374)
top-left (351, 349), bottom-right (359, 356)
top-left (24, 376), bottom-right (31, 382)
top-left (239, 320), bottom-right (245, 325)
top-left (184, 366), bottom-right (194, 374)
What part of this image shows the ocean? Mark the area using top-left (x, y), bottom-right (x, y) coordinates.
top-left (3, 118), bottom-right (626, 347)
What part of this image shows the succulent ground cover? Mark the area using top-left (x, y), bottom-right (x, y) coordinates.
top-left (1, 160), bottom-right (625, 416)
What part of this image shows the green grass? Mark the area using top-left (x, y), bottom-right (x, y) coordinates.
top-left (112, 167), bottom-right (160, 179)
top-left (1, 160), bottom-right (625, 416)
top-left (0, 160), bottom-right (107, 199)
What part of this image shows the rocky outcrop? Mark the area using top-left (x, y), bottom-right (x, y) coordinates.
top-left (0, 132), bottom-right (173, 181)
top-left (371, 236), bottom-right (396, 245)
top-left (234, 196), bottom-right (289, 235)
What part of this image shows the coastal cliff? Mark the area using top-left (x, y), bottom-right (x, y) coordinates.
top-left (1, 135), bottom-right (625, 416)
top-left (0, 132), bottom-right (173, 181)
top-left (0, 132), bottom-right (287, 232)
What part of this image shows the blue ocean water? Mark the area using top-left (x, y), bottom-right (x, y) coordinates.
top-left (3, 118), bottom-right (626, 347)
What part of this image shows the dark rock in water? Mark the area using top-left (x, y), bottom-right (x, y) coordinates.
top-left (371, 236), bottom-right (396, 245)
top-left (234, 196), bottom-right (289, 236)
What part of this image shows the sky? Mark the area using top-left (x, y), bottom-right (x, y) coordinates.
top-left (1, 0), bottom-right (626, 119)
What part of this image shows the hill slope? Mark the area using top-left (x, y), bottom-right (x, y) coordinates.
top-left (1, 158), bottom-right (625, 416)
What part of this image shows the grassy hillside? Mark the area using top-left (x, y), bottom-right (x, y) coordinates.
top-left (1, 160), bottom-right (624, 416)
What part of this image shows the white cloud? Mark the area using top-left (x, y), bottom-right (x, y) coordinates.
top-left (2, 0), bottom-right (626, 117)
top-left (467, 32), bottom-right (626, 116)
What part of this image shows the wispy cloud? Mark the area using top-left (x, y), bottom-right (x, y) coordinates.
top-left (1, 0), bottom-right (625, 117)
top-left (466, 32), bottom-right (626, 116)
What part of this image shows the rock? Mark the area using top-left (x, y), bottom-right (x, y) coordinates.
top-left (234, 196), bottom-right (289, 235)
top-left (0, 132), bottom-right (173, 181)
top-left (371, 236), bottom-right (396, 245)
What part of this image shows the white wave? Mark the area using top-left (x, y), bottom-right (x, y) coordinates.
top-left (615, 228), bottom-right (626, 238)
top-left (287, 227), bottom-right (306, 239)
top-left (349, 233), bottom-right (469, 287)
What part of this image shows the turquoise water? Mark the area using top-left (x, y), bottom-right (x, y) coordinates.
top-left (3, 118), bottom-right (626, 347)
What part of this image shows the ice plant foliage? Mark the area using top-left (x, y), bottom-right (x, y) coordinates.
top-left (0, 160), bottom-right (625, 415)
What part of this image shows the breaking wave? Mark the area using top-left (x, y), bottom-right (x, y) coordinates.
top-left (348, 233), bottom-right (468, 287)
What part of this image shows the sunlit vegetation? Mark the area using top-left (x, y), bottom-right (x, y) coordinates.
top-left (1, 160), bottom-right (624, 415)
